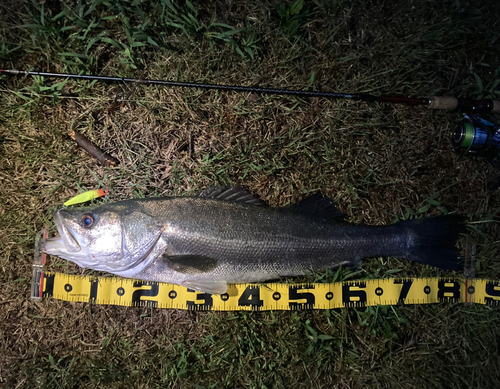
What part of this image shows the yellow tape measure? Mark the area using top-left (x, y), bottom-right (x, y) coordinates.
top-left (35, 272), bottom-right (500, 311)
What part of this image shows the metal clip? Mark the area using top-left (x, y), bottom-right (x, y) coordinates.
top-left (31, 226), bottom-right (49, 301)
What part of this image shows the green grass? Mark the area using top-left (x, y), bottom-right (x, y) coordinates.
top-left (1, 0), bottom-right (500, 387)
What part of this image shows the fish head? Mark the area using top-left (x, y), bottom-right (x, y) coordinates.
top-left (44, 203), bottom-right (163, 273)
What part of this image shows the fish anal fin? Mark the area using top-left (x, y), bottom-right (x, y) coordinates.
top-left (289, 193), bottom-right (344, 221)
top-left (182, 280), bottom-right (228, 295)
top-left (198, 185), bottom-right (262, 206)
top-left (162, 255), bottom-right (218, 274)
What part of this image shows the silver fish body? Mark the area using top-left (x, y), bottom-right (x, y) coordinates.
top-left (44, 187), bottom-right (463, 294)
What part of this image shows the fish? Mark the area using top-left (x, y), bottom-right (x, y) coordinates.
top-left (43, 186), bottom-right (464, 294)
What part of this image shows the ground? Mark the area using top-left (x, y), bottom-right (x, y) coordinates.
top-left (0, 0), bottom-right (499, 387)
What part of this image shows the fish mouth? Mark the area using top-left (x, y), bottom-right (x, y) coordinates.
top-left (43, 211), bottom-right (81, 255)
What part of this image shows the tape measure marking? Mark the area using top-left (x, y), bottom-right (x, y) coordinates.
top-left (40, 272), bottom-right (500, 310)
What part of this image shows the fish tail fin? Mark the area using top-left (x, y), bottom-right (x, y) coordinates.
top-left (401, 214), bottom-right (465, 270)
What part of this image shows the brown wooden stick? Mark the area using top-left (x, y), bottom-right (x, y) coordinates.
top-left (69, 130), bottom-right (119, 167)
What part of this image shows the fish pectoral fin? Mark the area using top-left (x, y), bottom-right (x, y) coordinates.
top-left (163, 254), bottom-right (227, 294)
top-left (162, 254), bottom-right (218, 274)
top-left (182, 280), bottom-right (228, 295)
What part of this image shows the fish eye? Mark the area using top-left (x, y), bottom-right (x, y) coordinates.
top-left (80, 214), bottom-right (95, 228)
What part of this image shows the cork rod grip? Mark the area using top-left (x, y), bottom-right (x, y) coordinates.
top-left (427, 96), bottom-right (458, 111)
top-left (493, 100), bottom-right (500, 114)
top-left (428, 96), bottom-right (500, 113)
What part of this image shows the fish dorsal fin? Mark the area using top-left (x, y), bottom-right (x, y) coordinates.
top-left (288, 193), bottom-right (344, 220)
top-left (198, 185), bottom-right (262, 206)
top-left (162, 255), bottom-right (219, 274)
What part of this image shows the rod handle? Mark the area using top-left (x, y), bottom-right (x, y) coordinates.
top-left (428, 96), bottom-right (458, 111)
top-left (494, 100), bottom-right (500, 113)
top-left (429, 96), bottom-right (500, 113)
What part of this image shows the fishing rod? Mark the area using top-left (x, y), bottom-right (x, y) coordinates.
top-left (4, 68), bottom-right (500, 186)
top-left (2, 69), bottom-right (499, 113)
